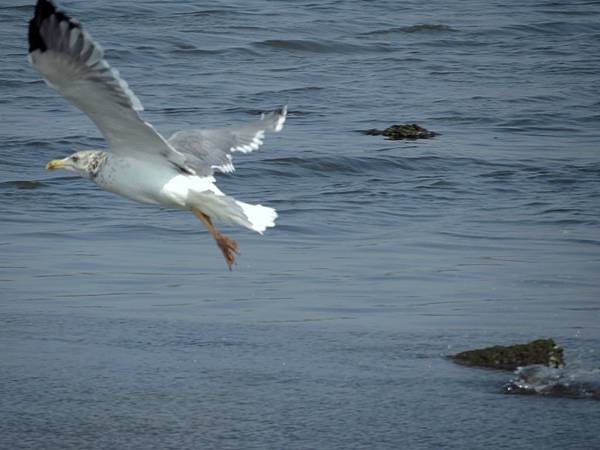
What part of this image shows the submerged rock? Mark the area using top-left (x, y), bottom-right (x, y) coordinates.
top-left (449, 339), bottom-right (564, 371)
top-left (362, 124), bottom-right (437, 140)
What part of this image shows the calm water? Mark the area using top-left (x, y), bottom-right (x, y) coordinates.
top-left (1, 0), bottom-right (600, 448)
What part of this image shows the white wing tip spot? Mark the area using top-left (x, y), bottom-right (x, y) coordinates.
top-left (212, 155), bottom-right (235, 173)
top-left (232, 130), bottom-right (265, 154)
top-left (213, 163), bottom-right (235, 173)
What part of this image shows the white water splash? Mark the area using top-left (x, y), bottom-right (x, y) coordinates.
top-left (504, 365), bottom-right (600, 400)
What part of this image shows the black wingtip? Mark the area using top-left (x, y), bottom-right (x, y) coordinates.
top-left (28, 0), bottom-right (80, 53)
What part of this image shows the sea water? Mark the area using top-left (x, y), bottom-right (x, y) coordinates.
top-left (1, 1), bottom-right (599, 448)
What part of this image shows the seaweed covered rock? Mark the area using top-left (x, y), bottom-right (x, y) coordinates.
top-left (450, 339), bottom-right (564, 371)
top-left (363, 124), bottom-right (437, 140)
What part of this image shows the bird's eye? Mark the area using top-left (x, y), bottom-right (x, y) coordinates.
top-left (72, 156), bottom-right (79, 162)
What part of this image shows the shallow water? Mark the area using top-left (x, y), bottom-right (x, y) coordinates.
top-left (1, 0), bottom-right (600, 448)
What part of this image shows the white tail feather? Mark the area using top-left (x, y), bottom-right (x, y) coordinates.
top-left (236, 201), bottom-right (277, 234)
top-left (188, 190), bottom-right (277, 234)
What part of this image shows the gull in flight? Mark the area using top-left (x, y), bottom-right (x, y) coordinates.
top-left (29, 0), bottom-right (287, 270)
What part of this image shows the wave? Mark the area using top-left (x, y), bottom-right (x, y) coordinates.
top-left (504, 21), bottom-right (600, 36)
top-left (0, 180), bottom-right (46, 190)
top-left (254, 39), bottom-right (389, 54)
top-left (171, 45), bottom-right (261, 57)
top-left (360, 24), bottom-right (455, 36)
top-left (260, 155), bottom-right (453, 175)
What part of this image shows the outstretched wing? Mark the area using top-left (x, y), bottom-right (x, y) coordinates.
top-left (168, 107), bottom-right (287, 176)
top-left (28, 0), bottom-right (182, 163)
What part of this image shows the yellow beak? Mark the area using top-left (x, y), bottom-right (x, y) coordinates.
top-left (46, 159), bottom-right (67, 170)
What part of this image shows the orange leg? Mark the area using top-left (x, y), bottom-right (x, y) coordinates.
top-left (192, 208), bottom-right (239, 270)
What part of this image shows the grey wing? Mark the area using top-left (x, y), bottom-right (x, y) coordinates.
top-left (28, 0), bottom-right (182, 163)
top-left (168, 107), bottom-right (287, 176)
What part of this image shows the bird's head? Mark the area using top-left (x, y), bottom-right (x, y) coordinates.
top-left (46, 150), bottom-right (107, 178)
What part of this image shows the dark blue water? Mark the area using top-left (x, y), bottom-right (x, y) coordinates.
top-left (1, 1), bottom-right (600, 448)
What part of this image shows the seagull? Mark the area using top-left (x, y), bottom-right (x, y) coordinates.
top-left (28, 0), bottom-right (286, 270)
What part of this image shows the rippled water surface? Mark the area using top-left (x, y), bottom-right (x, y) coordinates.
top-left (1, 1), bottom-right (600, 449)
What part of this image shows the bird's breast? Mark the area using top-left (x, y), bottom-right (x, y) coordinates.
top-left (94, 156), bottom-right (179, 207)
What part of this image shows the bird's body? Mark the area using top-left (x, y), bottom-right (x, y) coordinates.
top-left (93, 152), bottom-right (276, 232)
top-left (94, 153), bottom-right (209, 209)
top-left (29, 0), bottom-right (286, 269)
